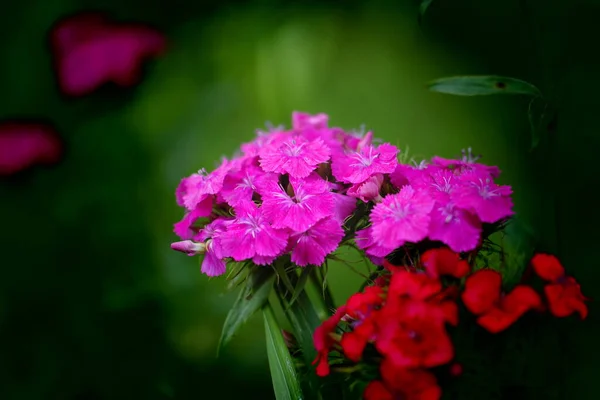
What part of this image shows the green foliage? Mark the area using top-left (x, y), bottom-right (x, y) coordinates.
top-left (264, 304), bottom-right (305, 400)
top-left (427, 75), bottom-right (542, 97)
top-left (218, 266), bottom-right (275, 353)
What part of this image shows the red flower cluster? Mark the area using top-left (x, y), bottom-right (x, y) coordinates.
top-left (312, 248), bottom-right (588, 400)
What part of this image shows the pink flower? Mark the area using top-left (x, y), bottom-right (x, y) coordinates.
top-left (331, 192), bottom-right (357, 223)
top-left (260, 173), bottom-right (335, 232)
top-left (347, 174), bottom-right (384, 202)
top-left (332, 143), bottom-right (398, 184)
top-left (259, 135), bottom-right (330, 178)
top-left (428, 202), bottom-right (482, 252)
top-left (173, 199), bottom-right (213, 239)
top-left (289, 217), bottom-right (344, 266)
top-left (50, 12), bottom-right (166, 96)
top-left (219, 164), bottom-right (267, 207)
top-left (452, 171), bottom-right (513, 223)
top-left (292, 111), bottom-right (329, 130)
top-left (194, 218), bottom-right (230, 276)
top-left (220, 201), bottom-right (288, 261)
top-left (370, 186), bottom-right (435, 249)
top-left (179, 159), bottom-right (231, 210)
top-left (171, 240), bottom-right (205, 256)
top-left (389, 162), bottom-right (431, 189)
top-left (0, 122), bottom-right (62, 175)
top-left (431, 147), bottom-right (501, 178)
top-left (355, 228), bottom-right (395, 265)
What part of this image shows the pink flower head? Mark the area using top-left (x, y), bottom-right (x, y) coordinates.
top-left (289, 217), bottom-right (344, 266)
top-left (331, 192), bottom-right (358, 223)
top-left (259, 135), bottom-right (330, 178)
top-left (260, 173), bottom-right (335, 232)
top-left (220, 201), bottom-right (288, 261)
top-left (194, 218), bottom-right (230, 276)
top-left (419, 168), bottom-right (460, 202)
top-left (431, 147), bottom-right (500, 178)
top-left (332, 143), bottom-right (398, 184)
top-left (355, 228), bottom-right (395, 265)
top-left (179, 159), bottom-right (231, 210)
top-left (173, 200), bottom-right (213, 240)
top-left (428, 202), bottom-right (482, 252)
top-left (347, 173), bottom-right (384, 202)
top-left (50, 12), bottom-right (166, 96)
top-left (292, 111), bottom-right (328, 130)
top-left (0, 122), bottom-right (62, 175)
top-left (370, 186), bottom-right (435, 249)
top-left (452, 171), bottom-right (513, 223)
top-left (219, 164), bottom-right (266, 207)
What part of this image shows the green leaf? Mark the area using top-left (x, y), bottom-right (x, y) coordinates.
top-left (288, 265), bottom-right (314, 308)
top-left (274, 257), bottom-right (296, 295)
top-left (218, 266), bottom-right (275, 353)
top-left (500, 217), bottom-right (537, 289)
top-left (419, 0), bottom-right (435, 19)
top-left (428, 75), bottom-right (542, 97)
top-left (263, 304), bottom-right (304, 400)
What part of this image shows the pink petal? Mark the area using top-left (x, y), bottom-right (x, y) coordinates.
top-left (0, 122), bottom-right (62, 175)
top-left (428, 203), bottom-right (482, 252)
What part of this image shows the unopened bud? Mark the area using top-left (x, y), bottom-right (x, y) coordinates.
top-left (171, 240), bottom-right (206, 256)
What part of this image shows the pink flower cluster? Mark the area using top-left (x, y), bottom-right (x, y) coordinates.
top-left (171, 112), bottom-right (513, 276)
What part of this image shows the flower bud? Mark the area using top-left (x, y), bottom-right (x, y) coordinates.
top-left (170, 240), bottom-right (206, 256)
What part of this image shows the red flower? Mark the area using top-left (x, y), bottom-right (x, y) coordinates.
top-left (461, 269), bottom-right (502, 315)
top-left (0, 122), bottom-right (62, 175)
top-left (341, 319), bottom-right (375, 362)
top-left (380, 358), bottom-right (441, 400)
top-left (312, 305), bottom-right (346, 377)
top-left (364, 381), bottom-right (394, 400)
top-left (50, 12), bottom-right (166, 96)
top-left (375, 299), bottom-right (454, 368)
top-left (462, 270), bottom-right (542, 333)
top-left (531, 253), bottom-right (588, 319)
top-left (421, 247), bottom-right (470, 279)
top-left (388, 270), bottom-right (442, 302)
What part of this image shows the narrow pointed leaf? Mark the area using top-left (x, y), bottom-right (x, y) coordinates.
top-left (274, 258), bottom-right (295, 295)
top-left (288, 265), bottom-right (314, 308)
top-left (263, 304), bottom-right (304, 400)
top-left (218, 266), bottom-right (275, 353)
top-left (428, 75), bottom-right (542, 97)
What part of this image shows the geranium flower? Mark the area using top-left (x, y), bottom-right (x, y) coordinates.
top-left (0, 122), bottom-right (62, 175)
top-left (50, 12), bottom-right (166, 96)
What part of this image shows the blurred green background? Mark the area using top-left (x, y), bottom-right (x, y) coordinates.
top-left (1, 0), bottom-right (598, 398)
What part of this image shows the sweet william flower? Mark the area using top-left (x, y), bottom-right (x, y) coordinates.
top-left (531, 253), bottom-right (589, 319)
top-left (292, 111), bottom-right (329, 130)
top-left (428, 202), bottom-right (482, 253)
top-left (452, 170), bottom-right (513, 223)
top-left (313, 305), bottom-right (347, 377)
top-left (421, 248), bottom-right (470, 279)
top-left (379, 359), bottom-right (442, 400)
top-left (331, 142), bottom-right (398, 184)
top-left (288, 217), bottom-right (344, 266)
top-left (259, 135), bottom-right (330, 178)
top-left (347, 173), bottom-right (384, 202)
top-left (260, 172), bottom-right (335, 232)
top-left (171, 240), bottom-right (205, 256)
top-left (370, 186), bottom-right (435, 249)
top-left (220, 201), bottom-right (288, 261)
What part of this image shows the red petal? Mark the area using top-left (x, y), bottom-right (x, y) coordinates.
top-left (531, 253), bottom-right (564, 282)
top-left (389, 270), bottom-right (442, 301)
top-left (422, 247), bottom-right (470, 279)
top-left (461, 269), bottom-right (501, 315)
top-left (501, 285), bottom-right (542, 314)
top-left (545, 283), bottom-right (588, 319)
top-left (477, 308), bottom-right (520, 333)
top-left (341, 330), bottom-right (368, 362)
top-left (363, 381), bottom-right (394, 400)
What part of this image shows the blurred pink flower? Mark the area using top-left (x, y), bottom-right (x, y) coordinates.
top-left (0, 121), bottom-right (62, 175)
top-left (50, 12), bottom-right (166, 96)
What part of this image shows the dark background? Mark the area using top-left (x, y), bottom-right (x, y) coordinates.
top-left (0, 0), bottom-right (598, 398)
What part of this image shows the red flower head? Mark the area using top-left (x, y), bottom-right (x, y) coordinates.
top-left (0, 122), bottom-right (62, 175)
top-left (312, 305), bottom-right (346, 377)
top-left (531, 253), bottom-right (588, 319)
top-left (462, 269), bottom-right (542, 333)
top-left (50, 12), bottom-right (166, 96)
top-left (421, 247), bottom-right (470, 279)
